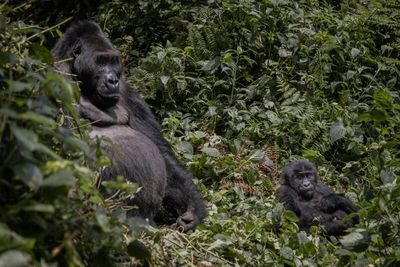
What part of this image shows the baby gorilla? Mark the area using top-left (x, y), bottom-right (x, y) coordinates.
top-left (276, 160), bottom-right (358, 236)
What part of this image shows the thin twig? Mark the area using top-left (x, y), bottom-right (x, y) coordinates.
top-left (27, 17), bottom-right (73, 42)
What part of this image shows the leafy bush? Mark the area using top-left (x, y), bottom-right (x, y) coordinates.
top-left (0, 7), bottom-right (150, 267)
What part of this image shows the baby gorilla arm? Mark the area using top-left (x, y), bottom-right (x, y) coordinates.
top-left (321, 217), bottom-right (348, 236)
top-left (319, 193), bottom-right (358, 214)
top-left (276, 185), bottom-right (302, 216)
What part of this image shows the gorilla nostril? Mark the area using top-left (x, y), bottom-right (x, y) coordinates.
top-left (108, 78), bottom-right (118, 85)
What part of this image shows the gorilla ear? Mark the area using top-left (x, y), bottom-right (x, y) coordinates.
top-left (280, 171), bottom-right (289, 185)
top-left (72, 41), bottom-right (82, 57)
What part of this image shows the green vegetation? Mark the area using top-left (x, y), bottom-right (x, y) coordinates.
top-left (1, 0), bottom-right (399, 266)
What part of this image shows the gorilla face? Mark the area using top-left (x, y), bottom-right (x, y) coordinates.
top-left (53, 21), bottom-right (123, 108)
top-left (291, 169), bottom-right (316, 199)
top-left (71, 38), bottom-right (123, 106)
top-left (283, 160), bottom-right (317, 200)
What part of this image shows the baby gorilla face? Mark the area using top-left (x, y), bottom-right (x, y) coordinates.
top-left (292, 171), bottom-right (316, 199)
top-left (283, 160), bottom-right (318, 200)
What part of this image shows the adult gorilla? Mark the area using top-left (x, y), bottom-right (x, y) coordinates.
top-left (52, 21), bottom-right (207, 231)
top-left (276, 160), bottom-right (358, 236)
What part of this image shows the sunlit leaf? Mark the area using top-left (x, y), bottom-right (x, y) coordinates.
top-left (330, 121), bottom-right (346, 142)
top-left (0, 250), bottom-right (31, 267)
top-left (24, 203), bottom-right (55, 213)
top-left (248, 149), bottom-right (265, 162)
top-left (201, 147), bottom-right (220, 157)
top-left (339, 231), bottom-right (371, 252)
top-left (374, 89), bottom-right (393, 109)
top-left (42, 169), bottom-right (75, 187)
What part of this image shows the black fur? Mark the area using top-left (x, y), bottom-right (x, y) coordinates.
top-left (52, 21), bottom-right (207, 231)
top-left (276, 160), bottom-right (358, 236)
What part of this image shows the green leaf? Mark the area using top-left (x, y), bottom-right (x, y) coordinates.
top-left (351, 48), bottom-right (360, 58)
top-left (18, 112), bottom-right (55, 126)
top-left (30, 43), bottom-right (54, 64)
top-left (10, 125), bottom-right (38, 151)
top-left (248, 149), bottom-right (265, 162)
top-left (96, 210), bottom-right (110, 232)
top-left (0, 52), bottom-right (17, 66)
top-left (13, 163), bottom-right (43, 190)
top-left (201, 147), bottom-right (220, 157)
top-left (157, 51), bottom-right (166, 61)
top-left (64, 136), bottom-right (91, 156)
top-left (0, 15), bottom-right (5, 32)
top-left (222, 54), bottom-right (233, 64)
top-left (24, 203), bottom-right (55, 213)
top-left (339, 231), bottom-right (371, 252)
top-left (278, 48), bottom-right (292, 58)
top-left (8, 81), bottom-right (31, 92)
top-left (379, 169), bottom-right (394, 185)
top-left (42, 169), bottom-right (75, 187)
top-left (369, 108), bottom-right (387, 122)
top-left (330, 121), bottom-right (346, 142)
top-left (176, 79), bottom-right (187, 91)
top-left (201, 57), bottom-right (220, 72)
top-left (374, 89), bottom-right (393, 109)
top-left (0, 108), bottom-right (17, 118)
top-left (0, 250), bottom-right (31, 267)
top-left (208, 239), bottom-right (226, 250)
top-left (279, 246), bottom-right (294, 260)
top-left (176, 141), bottom-right (193, 160)
top-left (0, 223), bottom-right (35, 252)
top-left (160, 75), bottom-right (170, 87)
top-left (127, 240), bottom-right (151, 260)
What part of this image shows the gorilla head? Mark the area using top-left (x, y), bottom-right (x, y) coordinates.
top-left (53, 21), bottom-right (122, 108)
top-left (281, 160), bottom-right (317, 200)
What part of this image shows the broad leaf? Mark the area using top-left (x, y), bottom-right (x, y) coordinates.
top-left (330, 121), bottom-right (346, 143)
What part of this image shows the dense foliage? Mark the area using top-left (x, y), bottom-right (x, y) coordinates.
top-left (1, 0), bottom-right (400, 266)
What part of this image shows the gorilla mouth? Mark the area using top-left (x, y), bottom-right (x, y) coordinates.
top-left (99, 91), bottom-right (120, 100)
top-left (300, 188), bottom-right (314, 199)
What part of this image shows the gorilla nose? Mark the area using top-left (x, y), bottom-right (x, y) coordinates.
top-left (105, 73), bottom-right (119, 91)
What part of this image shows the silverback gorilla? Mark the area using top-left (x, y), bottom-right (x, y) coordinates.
top-left (276, 160), bottom-right (358, 236)
top-left (52, 21), bottom-right (207, 231)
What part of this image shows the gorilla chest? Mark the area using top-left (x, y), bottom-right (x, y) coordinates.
top-left (90, 125), bottom-right (166, 178)
top-left (298, 196), bottom-right (325, 217)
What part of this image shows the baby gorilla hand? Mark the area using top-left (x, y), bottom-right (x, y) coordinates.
top-left (319, 194), bottom-right (340, 213)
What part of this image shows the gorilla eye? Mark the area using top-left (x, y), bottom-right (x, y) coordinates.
top-left (95, 54), bottom-right (120, 67)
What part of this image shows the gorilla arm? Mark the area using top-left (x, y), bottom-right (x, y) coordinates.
top-left (316, 183), bottom-right (358, 214)
top-left (319, 193), bottom-right (358, 214)
top-left (317, 216), bottom-right (348, 236)
top-left (78, 96), bottom-right (129, 126)
top-left (276, 185), bottom-right (302, 216)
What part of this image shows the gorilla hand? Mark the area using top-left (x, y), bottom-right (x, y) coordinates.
top-left (172, 210), bottom-right (200, 232)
